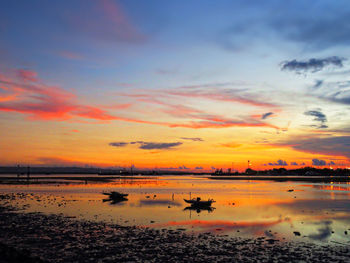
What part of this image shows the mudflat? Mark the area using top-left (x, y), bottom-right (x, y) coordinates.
top-left (0, 193), bottom-right (349, 263)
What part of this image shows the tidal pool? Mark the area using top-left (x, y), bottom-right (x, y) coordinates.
top-left (1, 175), bottom-right (350, 244)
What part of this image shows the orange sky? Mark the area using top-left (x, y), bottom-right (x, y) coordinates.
top-left (1, 1), bottom-right (350, 171)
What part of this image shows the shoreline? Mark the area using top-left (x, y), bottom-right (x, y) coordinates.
top-left (0, 197), bottom-right (349, 262)
top-left (209, 175), bottom-right (350, 183)
top-left (1, 174), bottom-right (350, 185)
top-left (0, 176), bottom-right (158, 185)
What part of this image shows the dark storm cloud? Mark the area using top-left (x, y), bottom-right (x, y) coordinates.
top-left (138, 142), bottom-right (182, 150)
top-left (278, 136), bottom-right (350, 159)
top-left (304, 110), bottom-right (327, 129)
top-left (281, 57), bottom-right (345, 73)
top-left (109, 142), bottom-right (128, 147)
top-left (290, 162), bottom-right (298, 166)
top-left (261, 112), bottom-right (274, 120)
top-left (180, 137), bottom-right (204, 142)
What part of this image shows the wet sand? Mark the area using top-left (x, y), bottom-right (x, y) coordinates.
top-left (1, 193), bottom-right (349, 262)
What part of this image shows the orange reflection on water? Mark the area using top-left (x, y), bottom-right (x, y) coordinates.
top-left (2, 176), bottom-right (350, 243)
top-left (301, 184), bottom-right (350, 192)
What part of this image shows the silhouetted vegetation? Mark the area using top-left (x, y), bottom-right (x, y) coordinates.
top-left (213, 167), bottom-right (350, 177)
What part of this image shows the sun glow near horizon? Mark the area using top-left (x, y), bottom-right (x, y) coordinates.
top-left (0, 0), bottom-right (350, 171)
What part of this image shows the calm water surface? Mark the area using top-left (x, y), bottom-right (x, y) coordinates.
top-left (1, 175), bottom-right (350, 244)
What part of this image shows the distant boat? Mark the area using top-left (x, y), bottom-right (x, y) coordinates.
top-left (183, 197), bottom-right (215, 207)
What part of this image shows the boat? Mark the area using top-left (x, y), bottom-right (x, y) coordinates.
top-left (183, 197), bottom-right (215, 207)
top-left (103, 191), bottom-right (128, 199)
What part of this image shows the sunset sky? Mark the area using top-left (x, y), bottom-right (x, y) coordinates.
top-left (1, 0), bottom-right (350, 171)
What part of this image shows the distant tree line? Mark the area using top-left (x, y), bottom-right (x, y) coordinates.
top-left (213, 167), bottom-right (350, 176)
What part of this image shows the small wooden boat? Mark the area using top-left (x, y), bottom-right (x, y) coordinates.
top-left (103, 191), bottom-right (128, 199)
top-left (183, 197), bottom-right (215, 207)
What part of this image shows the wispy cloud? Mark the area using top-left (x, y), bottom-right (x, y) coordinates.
top-left (218, 2), bottom-right (350, 51)
top-left (277, 136), bottom-right (350, 159)
top-left (261, 112), bottom-right (274, 120)
top-left (109, 141), bottom-right (183, 150)
top-left (304, 109), bottom-right (328, 129)
top-left (109, 142), bottom-right (128, 147)
top-left (138, 142), bottom-right (182, 150)
top-left (164, 88), bottom-right (278, 108)
top-left (58, 51), bottom-right (84, 60)
top-left (220, 142), bottom-right (241, 148)
top-left (0, 69), bottom-right (280, 130)
top-left (119, 86), bottom-right (279, 130)
top-left (72, 0), bottom-right (146, 44)
top-left (281, 56), bottom-right (345, 73)
top-left (180, 137), bottom-right (204, 142)
top-left (312, 80), bottom-right (350, 106)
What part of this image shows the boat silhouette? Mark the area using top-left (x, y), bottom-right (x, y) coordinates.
top-left (102, 191), bottom-right (128, 204)
top-left (183, 197), bottom-right (215, 207)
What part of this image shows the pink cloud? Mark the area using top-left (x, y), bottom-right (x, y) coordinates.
top-left (0, 69), bottom-right (124, 121)
top-left (17, 69), bottom-right (38, 82)
top-left (100, 0), bottom-right (145, 42)
top-left (71, 0), bottom-right (146, 44)
top-left (0, 69), bottom-right (279, 130)
top-left (165, 89), bottom-right (277, 108)
top-left (169, 120), bottom-right (278, 129)
top-left (104, 103), bottom-right (132, 110)
top-left (123, 94), bottom-right (279, 129)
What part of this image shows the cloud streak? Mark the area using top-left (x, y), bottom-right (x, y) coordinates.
top-left (71, 0), bottom-right (146, 44)
top-left (109, 141), bottom-right (183, 150)
top-left (109, 142), bottom-right (128, 147)
top-left (304, 109), bottom-right (328, 129)
top-left (0, 69), bottom-right (280, 130)
top-left (277, 136), bottom-right (350, 159)
top-left (138, 142), bottom-right (182, 150)
top-left (180, 137), bottom-right (204, 142)
top-left (281, 56), bottom-right (345, 73)
top-left (165, 88), bottom-right (278, 108)
top-left (261, 112), bottom-right (274, 120)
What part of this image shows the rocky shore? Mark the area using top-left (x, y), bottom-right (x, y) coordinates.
top-left (0, 193), bottom-right (350, 262)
